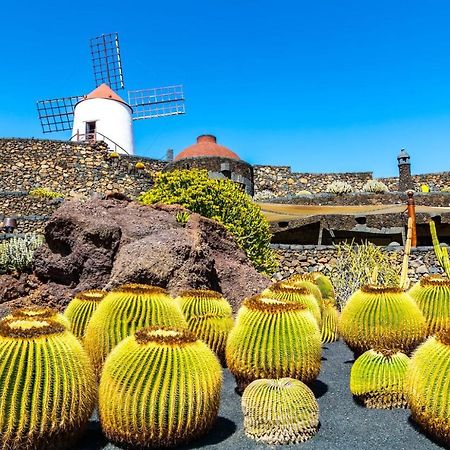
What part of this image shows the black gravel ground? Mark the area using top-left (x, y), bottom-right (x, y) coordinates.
top-left (77, 340), bottom-right (447, 450)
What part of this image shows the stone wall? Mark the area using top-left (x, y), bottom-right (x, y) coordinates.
top-left (253, 165), bottom-right (374, 197)
top-left (272, 244), bottom-right (440, 286)
top-left (0, 138), bottom-right (166, 197)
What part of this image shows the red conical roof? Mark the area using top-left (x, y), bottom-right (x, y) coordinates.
top-left (84, 84), bottom-right (128, 105)
top-left (175, 135), bottom-right (240, 161)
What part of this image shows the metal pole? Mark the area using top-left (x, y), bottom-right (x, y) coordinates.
top-left (406, 190), bottom-right (417, 247)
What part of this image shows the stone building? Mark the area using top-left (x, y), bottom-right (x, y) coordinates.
top-left (167, 135), bottom-right (254, 195)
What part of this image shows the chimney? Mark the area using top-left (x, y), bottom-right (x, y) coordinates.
top-left (397, 148), bottom-right (412, 191)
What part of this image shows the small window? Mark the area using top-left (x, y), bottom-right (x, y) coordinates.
top-left (85, 121), bottom-right (96, 141)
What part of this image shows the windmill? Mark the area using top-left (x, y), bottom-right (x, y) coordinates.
top-left (36, 32), bottom-right (185, 155)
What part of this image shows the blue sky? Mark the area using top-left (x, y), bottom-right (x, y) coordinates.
top-left (1, 0), bottom-right (450, 176)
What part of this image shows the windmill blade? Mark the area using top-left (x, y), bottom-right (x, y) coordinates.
top-left (36, 95), bottom-right (83, 133)
top-left (128, 85), bottom-right (185, 121)
top-left (90, 32), bottom-right (125, 91)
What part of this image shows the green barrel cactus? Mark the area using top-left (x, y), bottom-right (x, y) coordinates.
top-left (311, 271), bottom-right (336, 299)
top-left (262, 284), bottom-right (322, 326)
top-left (281, 273), bottom-right (324, 310)
top-left (350, 349), bottom-right (409, 408)
top-left (0, 317), bottom-right (96, 450)
top-left (5, 305), bottom-right (70, 329)
top-left (226, 295), bottom-right (321, 392)
top-left (321, 298), bottom-right (340, 343)
top-left (408, 275), bottom-right (450, 336)
top-left (177, 289), bottom-right (234, 363)
top-left (242, 378), bottom-right (319, 445)
top-left (64, 289), bottom-right (107, 340)
top-left (84, 283), bottom-right (187, 376)
top-left (99, 326), bottom-right (222, 448)
top-left (339, 285), bottom-right (427, 355)
top-left (406, 329), bottom-right (450, 445)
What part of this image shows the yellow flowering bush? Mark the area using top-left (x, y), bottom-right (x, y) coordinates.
top-left (139, 169), bottom-right (278, 274)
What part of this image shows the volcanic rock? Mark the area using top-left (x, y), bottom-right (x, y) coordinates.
top-left (32, 198), bottom-right (270, 312)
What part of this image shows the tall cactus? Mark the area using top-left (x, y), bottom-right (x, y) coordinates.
top-left (408, 275), bottom-right (450, 336)
top-left (0, 317), bottom-right (96, 450)
top-left (350, 349), bottom-right (409, 409)
top-left (242, 378), bottom-right (319, 445)
top-left (5, 306), bottom-right (70, 329)
top-left (339, 285), bottom-right (426, 355)
top-left (99, 326), bottom-right (222, 448)
top-left (84, 283), bottom-right (187, 376)
top-left (262, 284), bottom-right (322, 326)
top-left (64, 290), bottom-right (107, 339)
top-left (430, 220), bottom-right (450, 277)
top-left (226, 295), bottom-right (321, 392)
top-left (406, 329), bottom-right (450, 446)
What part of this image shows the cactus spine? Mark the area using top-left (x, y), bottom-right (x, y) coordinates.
top-left (408, 275), bottom-right (450, 336)
top-left (64, 290), bottom-right (107, 340)
top-left (99, 326), bottom-right (222, 448)
top-left (0, 317), bottom-right (96, 450)
top-left (262, 284), bottom-right (322, 326)
top-left (177, 289), bottom-right (234, 363)
top-left (84, 283), bottom-right (187, 376)
top-left (226, 295), bottom-right (321, 392)
top-left (242, 378), bottom-right (319, 445)
top-left (406, 329), bottom-right (450, 445)
top-left (5, 306), bottom-right (70, 329)
top-left (321, 298), bottom-right (340, 343)
top-left (350, 349), bottom-right (409, 408)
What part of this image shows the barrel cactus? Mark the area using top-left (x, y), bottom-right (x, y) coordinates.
top-left (177, 289), bottom-right (233, 363)
top-left (0, 317), bottom-right (96, 450)
top-left (226, 295), bottom-right (321, 392)
top-left (339, 285), bottom-right (427, 355)
top-left (281, 274), bottom-right (324, 309)
top-left (242, 378), bottom-right (319, 445)
top-left (64, 289), bottom-right (107, 340)
top-left (262, 284), bottom-right (322, 326)
top-left (406, 329), bottom-right (450, 445)
top-left (5, 306), bottom-right (70, 329)
top-left (311, 271), bottom-right (336, 299)
top-left (321, 298), bottom-right (340, 343)
top-left (99, 326), bottom-right (222, 448)
top-left (84, 283), bottom-right (187, 375)
top-left (408, 275), bottom-right (450, 336)
top-left (350, 349), bottom-right (409, 408)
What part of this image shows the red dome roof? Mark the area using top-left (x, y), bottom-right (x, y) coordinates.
top-left (175, 135), bottom-right (240, 161)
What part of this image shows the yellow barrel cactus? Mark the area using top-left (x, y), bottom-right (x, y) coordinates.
top-left (5, 305), bottom-right (70, 329)
top-left (311, 271), bottom-right (336, 299)
top-left (242, 378), bottom-right (319, 445)
top-left (406, 329), bottom-right (450, 446)
top-left (64, 289), bottom-right (107, 340)
top-left (99, 326), bottom-right (222, 448)
top-left (321, 298), bottom-right (340, 343)
top-left (408, 275), bottom-right (450, 336)
top-left (0, 317), bottom-right (96, 450)
top-left (84, 283), bottom-right (187, 376)
top-left (262, 284), bottom-right (322, 326)
top-left (177, 289), bottom-right (232, 319)
top-left (281, 273), bottom-right (324, 310)
top-left (340, 285), bottom-right (426, 355)
top-left (226, 294), bottom-right (321, 392)
top-left (350, 349), bottom-right (409, 408)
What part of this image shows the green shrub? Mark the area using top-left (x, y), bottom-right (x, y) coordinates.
top-left (29, 187), bottom-right (64, 199)
top-left (139, 169), bottom-right (278, 275)
top-left (326, 181), bottom-right (353, 194)
top-left (330, 241), bottom-right (400, 309)
top-left (0, 234), bottom-right (44, 274)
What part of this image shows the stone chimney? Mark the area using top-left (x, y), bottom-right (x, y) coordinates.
top-left (397, 148), bottom-right (412, 191)
top-left (166, 148), bottom-right (174, 162)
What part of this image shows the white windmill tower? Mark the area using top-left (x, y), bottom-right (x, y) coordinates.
top-left (36, 32), bottom-right (185, 155)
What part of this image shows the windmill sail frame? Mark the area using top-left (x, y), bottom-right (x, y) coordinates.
top-left (36, 95), bottom-right (83, 133)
